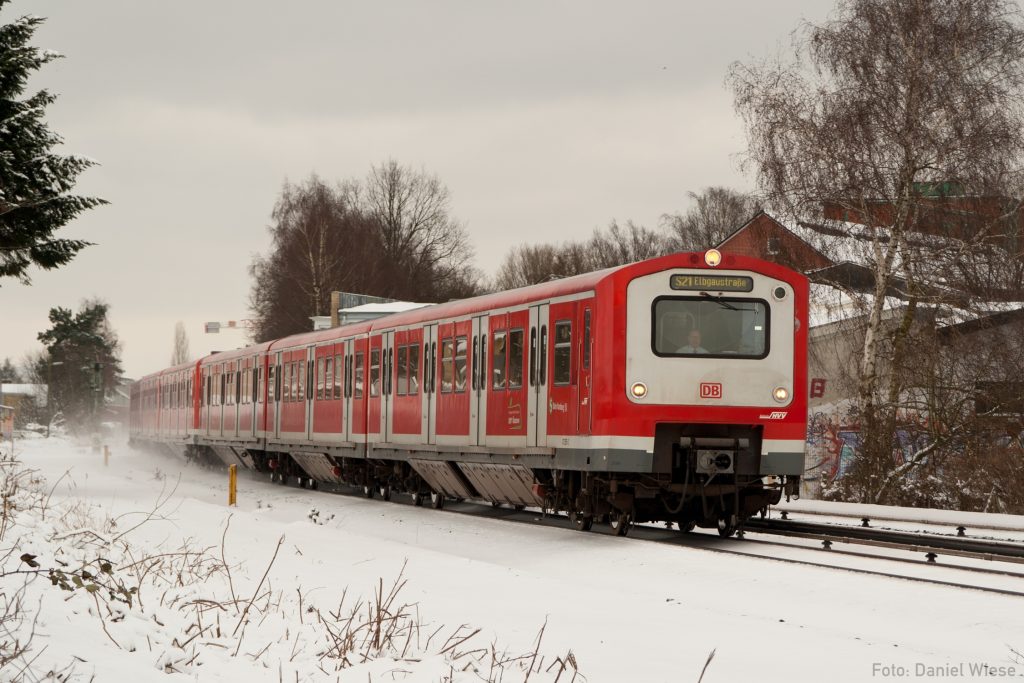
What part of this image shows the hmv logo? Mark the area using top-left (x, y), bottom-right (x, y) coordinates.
top-left (699, 382), bottom-right (722, 399)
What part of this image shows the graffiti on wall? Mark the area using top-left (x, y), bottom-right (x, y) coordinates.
top-left (802, 400), bottom-right (935, 498)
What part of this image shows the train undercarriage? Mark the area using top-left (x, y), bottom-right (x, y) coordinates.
top-left (135, 431), bottom-right (800, 538)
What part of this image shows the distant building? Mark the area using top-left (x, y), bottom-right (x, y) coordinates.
top-left (717, 206), bottom-right (1024, 498)
top-left (0, 383), bottom-right (44, 431)
top-left (338, 301), bottom-right (431, 326)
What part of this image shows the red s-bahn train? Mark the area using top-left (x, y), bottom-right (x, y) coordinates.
top-left (130, 250), bottom-right (807, 536)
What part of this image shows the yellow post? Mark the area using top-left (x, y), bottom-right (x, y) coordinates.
top-left (228, 464), bottom-right (237, 506)
top-left (103, 445), bottom-right (109, 467)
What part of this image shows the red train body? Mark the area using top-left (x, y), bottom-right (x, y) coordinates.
top-left (130, 251), bottom-right (807, 534)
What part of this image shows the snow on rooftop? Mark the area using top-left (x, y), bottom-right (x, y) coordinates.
top-left (0, 383), bottom-right (44, 397)
top-left (338, 301), bottom-right (431, 314)
top-left (808, 283), bottom-right (906, 329)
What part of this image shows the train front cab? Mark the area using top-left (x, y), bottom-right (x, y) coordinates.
top-left (611, 252), bottom-right (807, 535)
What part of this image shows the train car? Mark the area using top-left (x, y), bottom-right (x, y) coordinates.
top-left (130, 250), bottom-right (807, 536)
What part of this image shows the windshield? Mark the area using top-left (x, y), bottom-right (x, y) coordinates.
top-left (652, 296), bottom-right (769, 358)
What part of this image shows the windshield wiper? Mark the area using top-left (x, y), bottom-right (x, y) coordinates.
top-left (699, 291), bottom-right (745, 311)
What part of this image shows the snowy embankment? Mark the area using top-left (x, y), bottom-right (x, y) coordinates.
top-left (1, 435), bottom-right (1023, 682)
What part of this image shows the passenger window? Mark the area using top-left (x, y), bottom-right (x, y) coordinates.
top-left (397, 346), bottom-right (408, 395)
top-left (539, 326), bottom-right (548, 385)
top-left (583, 309), bottom-right (591, 370)
top-left (268, 366), bottom-right (276, 402)
top-left (454, 336), bottom-right (468, 393)
top-left (370, 349), bottom-right (380, 397)
top-left (354, 352), bottom-right (364, 399)
top-left (554, 321), bottom-right (572, 386)
top-left (492, 330), bottom-right (507, 390)
top-left (317, 358), bottom-right (325, 400)
top-left (409, 343), bottom-right (420, 395)
top-left (334, 354), bottom-right (342, 399)
top-left (472, 337), bottom-right (478, 391)
top-left (325, 357), bottom-right (333, 401)
top-left (508, 329), bottom-right (524, 389)
top-left (441, 338), bottom-right (454, 393)
top-left (529, 328), bottom-right (537, 386)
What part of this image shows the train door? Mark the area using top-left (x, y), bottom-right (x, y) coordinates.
top-left (422, 323), bottom-right (438, 445)
top-left (341, 339), bottom-right (353, 442)
top-left (366, 335), bottom-right (383, 441)
top-left (215, 363), bottom-right (225, 437)
top-left (381, 330), bottom-right (394, 441)
top-left (529, 304), bottom-right (550, 447)
top-left (577, 303), bottom-right (593, 435)
top-left (349, 337), bottom-right (368, 437)
top-left (245, 357), bottom-right (256, 439)
top-left (304, 345), bottom-right (315, 441)
top-left (271, 351), bottom-right (282, 439)
top-left (486, 310), bottom-right (529, 441)
top-left (546, 301), bottom-right (579, 438)
top-left (471, 316), bottom-right (487, 446)
top-left (435, 321), bottom-right (471, 438)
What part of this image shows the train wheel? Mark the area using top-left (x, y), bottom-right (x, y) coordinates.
top-left (269, 471), bottom-right (278, 483)
top-left (610, 513), bottom-right (632, 537)
top-left (491, 501), bottom-right (503, 508)
top-left (513, 504), bottom-right (526, 512)
top-left (379, 485), bottom-right (392, 502)
top-left (430, 492), bottom-right (446, 510)
top-left (717, 515), bottom-right (738, 538)
top-left (680, 520), bottom-right (697, 533)
top-left (298, 477), bottom-right (307, 489)
top-left (362, 484), bottom-right (374, 499)
top-left (309, 479), bottom-right (319, 491)
top-left (411, 491), bottom-right (424, 507)
top-left (569, 510), bottom-right (593, 532)
top-left (278, 474), bottom-right (288, 486)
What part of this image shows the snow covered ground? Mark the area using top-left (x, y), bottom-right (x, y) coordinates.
top-left (3, 434), bottom-right (1024, 682)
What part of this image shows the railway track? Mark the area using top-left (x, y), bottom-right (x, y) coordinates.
top-left (768, 505), bottom-right (1024, 540)
top-left (236, 467), bottom-right (1024, 598)
top-left (743, 518), bottom-right (1024, 565)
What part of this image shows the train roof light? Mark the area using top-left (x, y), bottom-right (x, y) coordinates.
top-left (704, 249), bottom-right (722, 267)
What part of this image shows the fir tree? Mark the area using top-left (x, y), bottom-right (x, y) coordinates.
top-left (0, 357), bottom-right (19, 382)
top-left (36, 300), bottom-right (122, 431)
top-left (0, 6), bottom-right (105, 284)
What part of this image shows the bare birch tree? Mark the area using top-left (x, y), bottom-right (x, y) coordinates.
top-left (249, 175), bottom-right (379, 342)
top-left (171, 321), bottom-right (190, 366)
top-left (730, 0), bottom-right (1024, 502)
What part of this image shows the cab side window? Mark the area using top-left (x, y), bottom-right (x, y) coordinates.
top-left (554, 321), bottom-right (572, 386)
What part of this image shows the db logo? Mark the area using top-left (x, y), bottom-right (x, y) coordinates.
top-left (699, 382), bottom-right (722, 399)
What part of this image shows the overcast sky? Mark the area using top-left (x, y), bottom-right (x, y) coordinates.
top-left (0, 1), bottom-right (831, 379)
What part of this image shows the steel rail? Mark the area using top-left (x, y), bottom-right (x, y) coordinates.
top-left (743, 518), bottom-right (1024, 563)
top-left (769, 506), bottom-right (1024, 536)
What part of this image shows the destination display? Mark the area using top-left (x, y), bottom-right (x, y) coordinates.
top-left (670, 274), bottom-right (754, 292)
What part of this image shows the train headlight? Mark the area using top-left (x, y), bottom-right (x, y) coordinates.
top-left (772, 386), bottom-right (790, 403)
top-left (704, 249), bottom-right (722, 267)
top-left (630, 382), bottom-right (648, 399)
